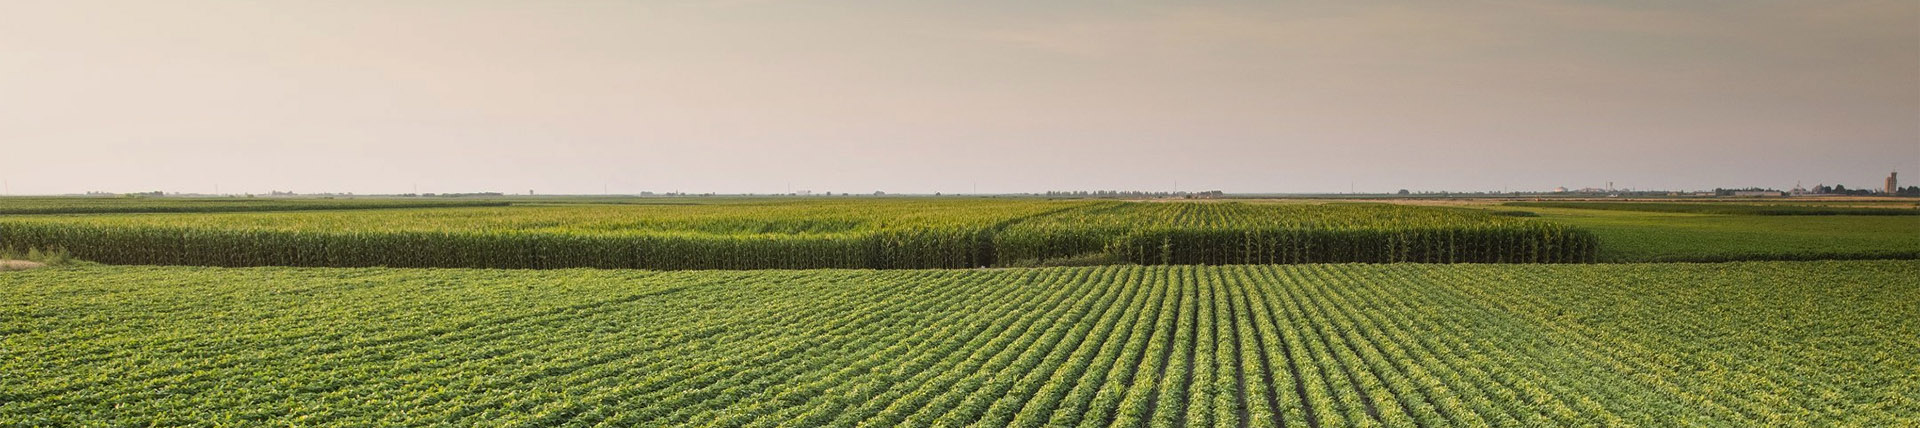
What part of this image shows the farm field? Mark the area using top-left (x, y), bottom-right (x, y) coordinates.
top-left (1493, 205), bottom-right (1920, 262)
top-left (11, 3), bottom-right (1911, 427)
top-left (0, 197), bottom-right (508, 215)
top-left (3, 261), bottom-right (1915, 426)
top-left (1505, 201), bottom-right (1920, 216)
top-left (0, 199), bottom-right (1594, 269)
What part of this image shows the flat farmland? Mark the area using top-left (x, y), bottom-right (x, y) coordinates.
top-left (0, 197), bottom-right (509, 214)
top-left (0, 200), bottom-right (1594, 269)
top-left (9, 2), bottom-right (1910, 426)
top-left (1495, 204), bottom-right (1920, 262)
top-left (4, 261), bottom-right (1914, 426)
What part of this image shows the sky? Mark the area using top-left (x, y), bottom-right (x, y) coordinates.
top-left (2, 1), bottom-right (1915, 195)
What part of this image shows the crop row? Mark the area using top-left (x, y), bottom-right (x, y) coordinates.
top-left (998, 202), bottom-right (1595, 264)
top-left (0, 197), bottom-right (509, 214)
top-left (0, 200), bottom-right (1596, 269)
top-left (4, 261), bottom-right (1912, 426)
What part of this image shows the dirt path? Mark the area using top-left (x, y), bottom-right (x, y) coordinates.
top-left (0, 260), bottom-right (47, 271)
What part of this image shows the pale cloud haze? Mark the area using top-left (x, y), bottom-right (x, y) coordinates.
top-left (2, 1), bottom-right (1915, 194)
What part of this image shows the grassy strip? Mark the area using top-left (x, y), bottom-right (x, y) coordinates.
top-left (1506, 201), bottom-right (1920, 216)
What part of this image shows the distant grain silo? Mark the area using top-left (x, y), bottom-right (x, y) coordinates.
top-left (1889, 172), bottom-right (1899, 194)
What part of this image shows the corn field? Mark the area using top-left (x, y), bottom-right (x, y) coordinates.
top-left (999, 203), bottom-right (1596, 264)
top-left (0, 197), bottom-right (508, 214)
top-left (0, 200), bottom-right (1594, 269)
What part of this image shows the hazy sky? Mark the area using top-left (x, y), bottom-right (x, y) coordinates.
top-left (3, 1), bottom-right (1916, 195)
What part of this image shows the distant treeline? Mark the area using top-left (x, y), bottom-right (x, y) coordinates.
top-left (1506, 202), bottom-right (1920, 216)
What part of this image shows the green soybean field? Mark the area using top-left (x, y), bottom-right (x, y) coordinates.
top-left (5, 260), bottom-right (1914, 427)
top-left (1491, 203), bottom-right (1920, 262)
top-left (1505, 201), bottom-right (1920, 216)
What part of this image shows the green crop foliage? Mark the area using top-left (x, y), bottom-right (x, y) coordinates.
top-left (0, 199), bottom-right (1594, 269)
top-left (1494, 205), bottom-right (1920, 262)
top-left (999, 202), bottom-right (1597, 265)
top-left (0, 197), bottom-right (509, 214)
top-left (3, 261), bottom-right (1913, 426)
top-left (0, 199), bottom-right (1084, 269)
top-left (1507, 201), bottom-right (1920, 216)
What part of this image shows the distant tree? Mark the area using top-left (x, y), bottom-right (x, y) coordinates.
top-left (1397, 189), bottom-right (1410, 195)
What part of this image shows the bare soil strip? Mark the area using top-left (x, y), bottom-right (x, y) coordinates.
top-left (0, 260), bottom-right (46, 271)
